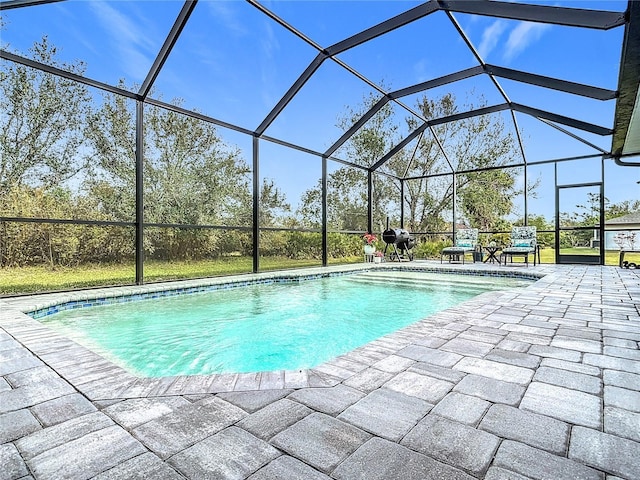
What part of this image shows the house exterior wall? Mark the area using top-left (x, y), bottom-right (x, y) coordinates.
top-left (604, 225), bottom-right (640, 250)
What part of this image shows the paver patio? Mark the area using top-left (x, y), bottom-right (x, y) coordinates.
top-left (1, 262), bottom-right (639, 479)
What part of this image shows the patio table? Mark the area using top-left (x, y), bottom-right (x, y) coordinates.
top-left (483, 245), bottom-right (501, 264)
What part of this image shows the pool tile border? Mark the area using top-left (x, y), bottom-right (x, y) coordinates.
top-left (25, 263), bottom-right (544, 319)
top-left (27, 270), bottom-right (355, 319)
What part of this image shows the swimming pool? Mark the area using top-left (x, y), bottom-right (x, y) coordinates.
top-left (41, 271), bottom-right (532, 377)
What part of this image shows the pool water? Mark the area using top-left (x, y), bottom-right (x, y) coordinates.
top-left (42, 272), bottom-right (532, 376)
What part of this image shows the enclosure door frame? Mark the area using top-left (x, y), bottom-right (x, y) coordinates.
top-left (555, 181), bottom-right (605, 265)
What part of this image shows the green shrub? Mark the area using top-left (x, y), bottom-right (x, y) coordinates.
top-left (413, 240), bottom-right (448, 259)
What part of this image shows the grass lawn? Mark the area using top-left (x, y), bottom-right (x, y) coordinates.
top-left (538, 248), bottom-right (639, 266)
top-left (2, 250), bottom-right (638, 296)
top-left (0, 256), bottom-right (361, 296)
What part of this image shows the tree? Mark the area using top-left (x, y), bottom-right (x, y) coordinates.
top-left (297, 166), bottom-right (369, 231)
top-left (297, 91), bottom-right (520, 234)
top-left (399, 93), bottom-right (520, 232)
top-left (0, 37), bottom-right (91, 197)
top-left (85, 86), bottom-right (290, 259)
top-left (561, 193), bottom-right (640, 248)
top-left (85, 90), bottom-right (252, 225)
top-left (297, 90), bottom-right (400, 231)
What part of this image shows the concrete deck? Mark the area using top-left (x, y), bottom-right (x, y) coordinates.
top-left (1, 262), bottom-right (639, 479)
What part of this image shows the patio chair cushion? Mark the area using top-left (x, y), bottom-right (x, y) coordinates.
top-left (453, 228), bottom-right (479, 249)
top-left (514, 240), bottom-right (534, 248)
top-left (508, 226), bottom-right (537, 250)
top-left (442, 246), bottom-right (472, 253)
top-left (502, 246), bottom-right (533, 253)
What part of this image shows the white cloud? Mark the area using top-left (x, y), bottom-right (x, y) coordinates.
top-left (478, 20), bottom-right (506, 60)
top-left (260, 20), bottom-right (279, 61)
top-left (260, 21), bottom-right (280, 107)
top-left (413, 58), bottom-right (430, 83)
top-left (89, 1), bottom-right (155, 82)
top-left (503, 21), bottom-right (550, 62)
top-left (206, 0), bottom-right (248, 37)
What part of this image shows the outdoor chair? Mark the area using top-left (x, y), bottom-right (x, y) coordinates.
top-left (441, 228), bottom-right (479, 264)
top-left (500, 226), bottom-right (541, 266)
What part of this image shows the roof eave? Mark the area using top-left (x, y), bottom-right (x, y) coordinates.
top-left (612, 1), bottom-right (640, 157)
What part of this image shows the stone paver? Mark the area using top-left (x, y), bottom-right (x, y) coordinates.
top-left (453, 357), bottom-right (534, 385)
top-left (583, 353), bottom-right (640, 374)
top-left (342, 367), bottom-right (394, 393)
top-left (479, 404), bottom-right (570, 454)
top-left (217, 389), bottom-right (293, 413)
top-left (402, 414), bottom-right (500, 476)
top-left (485, 349), bottom-right (541, 369)
top-left (92, 453), bottom-right (184, 480)
top-left (248, 455), bottom-right (332, 480)
top-left (16, 411), bottom-right (114, 461)
top-left (288, 385), bottom-right (364, 415)
top-left (484, 466), bottom-right (532, 480)
top-left (0, 409), bottom-right (41, 444)
top-left (441, 338), bottom-right (494, 357)
top-left (604, 385), bottom-right (640, 413)
top-left (430, 392), bottom-right (490, 426)
top-left (0, 355), bottom-right (44, 377)
top-left (332, 437), bottom-right (475, 480)
top-left (1, 263), bottom-right (639, 480)
top-left (0, 377), bottom-right (75, 414)
top-left (102, 396), bottom-right (191, 429)
top-left (5, 365), bottom-right (60, 387)
top-left (539, 357), bottom-right (601, 376)
top-left (132, 396), bottom-right (246, 459)
top-left (287, 384), bottom-right (364, 415)
top-left (27, 425), bottom-right (146, 480)
top-left (603, 370), bottom-right (640, 390)
top-left (528, 345), bottom-right (582, 362)
top-left (408, 362), bottom-right (466, 383)
top-left (168, 427), bottom-right (280, 479)
top-left (338, 388), bottom-right (432, 441)
top-left (383, 370), bottom-right (453, 402)
top-left (0, 443), bottom-right (29, 480)
top-left (395, 346), bottom-right (462, 368)
top-left (550, 336), bottom-right (602, 354)
top-left (494, 440), bottom-right (603, 480)
top-left (453, 374), bottom-right (526, 406)
top-left (533, 366), bottom-right (602, 394)
top-left (371, 354), bottom-right (415, 373)
top-left (237, 398), bottom-right (312, 440)
top-left (604, 346), bottom-right (640, 360)
top-left (271, 412), bottom-right (371, 473)
top-left (30, 393), bottom-right (97, 427)
top-left (604, 406), bottom-right (640, 443)
top-left (569, 427), bottom-right (640, 479)
top-left (520, 382), bottom-right (602, 428)
top-left (497, 338), bottom-right (531, 352)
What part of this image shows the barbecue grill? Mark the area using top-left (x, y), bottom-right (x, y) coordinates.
top-left (382, 227), bottom-right (415, 261)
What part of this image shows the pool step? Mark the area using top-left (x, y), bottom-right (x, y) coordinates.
top-left (347, 274), bottom-right (491, 291)
top-left (348, 271), bottom-right (530, 290)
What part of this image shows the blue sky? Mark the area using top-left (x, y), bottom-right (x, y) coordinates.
top-left (1, 0), bottom-right (638, 219)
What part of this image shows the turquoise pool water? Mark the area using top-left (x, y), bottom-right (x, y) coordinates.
top-left (42, 271), bottom-right (532, 377)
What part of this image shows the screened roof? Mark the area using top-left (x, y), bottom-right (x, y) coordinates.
top-left (1, 0), bottom-right (639, 171)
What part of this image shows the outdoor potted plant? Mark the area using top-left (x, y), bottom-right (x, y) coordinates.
top-left (363, 233), bottom-right (377, 256)
top-left (373, 251), bottom-right (383, 263)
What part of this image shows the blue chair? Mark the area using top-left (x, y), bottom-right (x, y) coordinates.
top-left (441, 228), bottom-right (479, 264)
